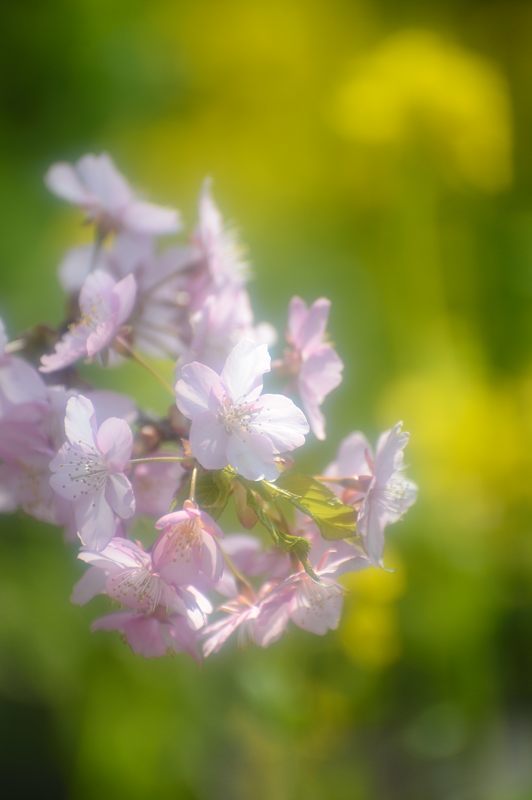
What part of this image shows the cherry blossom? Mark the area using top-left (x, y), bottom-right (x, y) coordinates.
top-left (0, 156), bottom-right (418, 659)
top-left (280, 296), bottom-right (343, 440)
top-left (203, 537), bottom-right (367, 655)
top-left (325, 422), bottom-right (418, 565)
top-left (49, 395), bottom-right (135, 549)
top-left (72, 535), bottom-right (211, 658)
top-left (40, 269), bottom-right (136, 373)
top-left (176, 339), bottom-right (309, 480)
top-left (45, 153), bottom-right (180, 236)
top-left (0, 317), bottom-right (50, 462)
top-left (153, 501), bottom-right (225, 587)
top-left (92, 612), bottom-right (200, 659)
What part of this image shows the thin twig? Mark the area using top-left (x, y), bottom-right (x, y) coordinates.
top-left (130, 456), bottom-right (189, 465)
top-left (114, 335), bottom-right (175, 397)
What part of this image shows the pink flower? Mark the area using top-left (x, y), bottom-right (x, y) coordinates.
top-left (325, 422), bottom-right (418, 565)
top-left (40, 269), bottom-right (136, 373)
top-left (181, 288), bottom-right (254, 372)
top-left (92, 612), bottom-right (200, 659)
top-left (282, 296), bottom-right (343, 440)
top-left (56, 233), bottom-right (194, 360)
top-left (45, 153), bottom-right (180, 236)
top-left (180, 286), bottom-right (276, 372)
top-left (72, 535), bottom-right (211, 657)
top-left (0, 317), bottom-right (50, 461)
top-left (153, 501), bottom-right (225, 587)
top-left (0, 318), bottom-right (48, 414)
top-left (202, 586), bottom-right (289, 657)
top-left (176, 339), bottom-right (309, 481)
top-left (203, 541), bottom-right (364, 655)
top-left (49, 395), bottom-right (135, 549)
top-left (0, 385), bottom-right (136, 534)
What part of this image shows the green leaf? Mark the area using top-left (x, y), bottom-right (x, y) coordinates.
top-left (275, 472), bottom-right (357, 540)
top-left (195, 468), bottom-right (234, 518)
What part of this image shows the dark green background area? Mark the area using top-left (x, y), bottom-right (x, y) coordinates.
top-left (1, 2), bottom-right (531, 798)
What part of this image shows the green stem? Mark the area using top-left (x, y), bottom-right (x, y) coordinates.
top-left (130, 456), bottom-right (189, 465)
top-left (222, 551), bottom-right (254, 594)
top-left (189, 466), bottom-right (198, 502)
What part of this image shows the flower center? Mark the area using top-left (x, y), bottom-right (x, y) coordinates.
top-left (217, 396), bottom-right (257, 434)
top-left (63, 446), bottom-right (108, 497)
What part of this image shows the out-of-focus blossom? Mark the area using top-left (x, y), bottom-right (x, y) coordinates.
top-left (40, 270), bottom-right (136, 373)
top-left (193, 179), bottom-right (249, 291)
top-left (203, 538), bottom-right (367, 655)
top-left (91, 612), bottom-right (199, 659)
top-left (176, 339), bottom-right (309, 480)
top-left (0, 318), bottom-right (48, 412)
top-left (0, 317), bottom-right (50, 461)
top-left (49, 395), bottom-right (135, 549)
top-left (45, 153), bottom-right (181, 235)
top-left (132, 454), bottom-right (184, 518)
top-left (326, 422), bottom-right (417, 565)
top-left (280, 296), bottom-right (343, 439)
top-left (181, 287), bottom-right (275, 372)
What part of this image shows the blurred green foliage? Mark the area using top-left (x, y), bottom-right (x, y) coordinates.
top-left (1, 1), bottom-right (531, 798)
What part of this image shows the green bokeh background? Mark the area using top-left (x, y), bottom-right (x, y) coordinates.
top-left (1, 2), bottom-right (531, 798)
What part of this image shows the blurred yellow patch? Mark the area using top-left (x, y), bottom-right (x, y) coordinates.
top-left (379, 357), bottom-right (530, 533)
top-left (342, 551), bottom-right (406, 604)
top-left (339, 604), bottom-right (401, 668)
top-left (333, 29), bottom-right (512, 190)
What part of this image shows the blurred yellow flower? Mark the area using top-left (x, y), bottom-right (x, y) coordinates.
top-left (339, 603), bottom-right (401, 668)
top-left (333, 29), bottom-right (512, 190)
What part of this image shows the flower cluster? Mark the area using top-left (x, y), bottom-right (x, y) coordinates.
top-left (0, 154), bottom-right (417, 659)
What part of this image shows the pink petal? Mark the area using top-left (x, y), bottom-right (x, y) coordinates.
top-left (64, 395), bottom-right (98, 449)
top-left (92, 612), bottom-right (169, 658)
top-left (79, 537), bottom-right (149, 571)
top-left (79, 269), bottom-right (116, 316)
top-left (105, 473), bottom-right (135, 519)
top-left (76, 489), bottom-right (116, 550)
top-left (176, 362), bottom-right (224, 418)
top-left (86, 321), bottom-right (115, 358)
top-left (327, 432), bottom-right (372, 479)
top-left (286, 296), bottom-right (308, 346)
top-left (120, 201), bottom-right (181, 236)
top-left (359, 493), bottom-right (386, 566)
top-left (189, 410), bottom-right (229, 470)
top-left (298, 347), bottom-right (343, 440)
top-left (226, 429), bottom-right (277, 481)
top-left (112, 273), bottom-right (137, 326)
top-left (221, 339), bottom-right (270, 401)
top-left (96, 417), bottom-right (133, 469)
top-left (0, 357), bottom-right (48, 407)
top-left (290, 580), bottom-right (343, 635)
top-left (77, 153), bottom-right (132, 211)
top-left (254, 393), bottom-right (309, 452)
top-left (45, 162), bottom-right (89, 205)
top-left (288, 296), bottom-right (331, 353)
top-left (71, 566), bottom-right (107, 605)
top-left (375, 422), bottom-right (409, 485)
